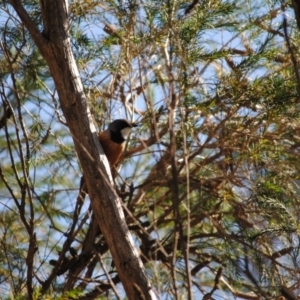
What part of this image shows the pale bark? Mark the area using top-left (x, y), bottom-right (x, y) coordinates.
top-left (8, 0), bottom-right (157, 299)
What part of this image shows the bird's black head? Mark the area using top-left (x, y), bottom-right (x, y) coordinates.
top-left (108, 119), bottom-right (138, 143)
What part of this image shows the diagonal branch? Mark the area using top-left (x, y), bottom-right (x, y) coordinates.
top-left (8, 0), bottom-right (157, 299)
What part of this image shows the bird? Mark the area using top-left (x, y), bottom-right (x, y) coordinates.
top-left (98, 119), bottom-right (138, 167)
top-left (79, 119), bottom-right (137, 197)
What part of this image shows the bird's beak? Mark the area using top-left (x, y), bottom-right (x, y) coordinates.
top-left (131, 122), bottom-right (139, 128)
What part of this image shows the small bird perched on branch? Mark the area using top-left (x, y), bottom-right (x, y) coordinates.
top-left (79, 119), bottom-right (138, 197)
top-left (98, 119), bottom-right (138, 167)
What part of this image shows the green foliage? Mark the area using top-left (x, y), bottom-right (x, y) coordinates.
top-left (1, 0), bottom-right (300, 299)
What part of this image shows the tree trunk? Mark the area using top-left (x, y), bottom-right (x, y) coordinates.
top-left (8, 0), bottom-right (156, 299)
